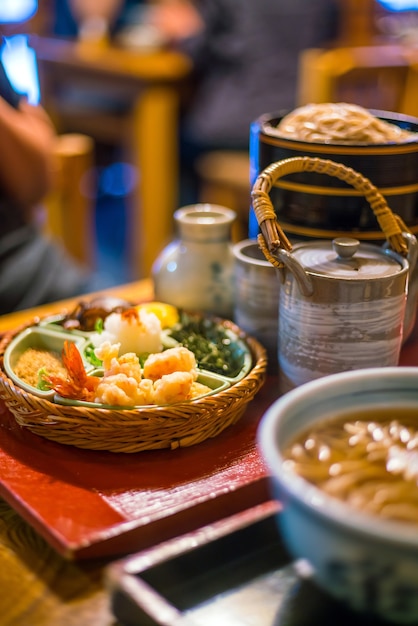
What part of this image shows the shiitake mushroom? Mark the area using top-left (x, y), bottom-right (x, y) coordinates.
top-left (61, 296), bottom-right (133, 331)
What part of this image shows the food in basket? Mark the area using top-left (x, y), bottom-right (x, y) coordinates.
top-left (90, 306), bottom-right (164, 356)
top-left (14, 347), bottom-right (66, 388)
top-left (274, 102), bottom-right (418, 144)
top-left (43, 341), bottom-right (210, 407)
top-left (4, 301), bottom-right (251, 408)
top-left (61, 296), bottom-right (133, 331)
top-left (0, 301), bottom-right (266, 452)
top-left (283, 406), bottom-right (418, 524)
top-left (85, 304), bottom-right (246, 378)
top-left (59, 298), bottom-right (178, 332)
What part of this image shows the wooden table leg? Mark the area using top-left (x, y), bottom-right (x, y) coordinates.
top-left (129, 86), bottom-right (180, 279)
top-left (400, 62), bottom-right (418, 118)
top-left (44, 133), bottom-right (96, 268)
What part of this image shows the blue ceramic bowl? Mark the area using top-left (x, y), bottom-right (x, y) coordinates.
top-left (258, 367), bottom-right (418, 624)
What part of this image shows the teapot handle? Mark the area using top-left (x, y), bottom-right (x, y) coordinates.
top-left (251, 156), bottom-right (413, 269)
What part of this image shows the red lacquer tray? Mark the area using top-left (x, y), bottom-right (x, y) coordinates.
top-left (1, 318), bottom-right (417, 562)
top-left (0, 373), bottom-right (280, 560)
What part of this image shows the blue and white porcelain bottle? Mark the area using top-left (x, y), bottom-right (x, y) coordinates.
top-left (152, 204), bottom-right (236, 319)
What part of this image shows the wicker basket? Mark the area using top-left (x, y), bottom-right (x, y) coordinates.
top-left (251, 155), bottom-right (413, 266)
top-left (0, 319), bottom-right (267, 453)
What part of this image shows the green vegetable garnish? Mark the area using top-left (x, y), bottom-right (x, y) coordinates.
top-left (166, 312), bottom-right (245, 377)
top-left (84, 344), bottom-right (102, 367)
top-left (37, 367), bottom-right (52, 391)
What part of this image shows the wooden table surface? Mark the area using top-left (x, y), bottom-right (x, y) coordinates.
top-left (32, 35), bottom-right (192, 279)
top-left (0, 281), bottom-right (417, 626)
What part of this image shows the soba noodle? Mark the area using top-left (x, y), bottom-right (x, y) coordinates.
top-left (284, 407), bottom-right (418, 524)
top-left (274, 102), bottom-right (418, 144)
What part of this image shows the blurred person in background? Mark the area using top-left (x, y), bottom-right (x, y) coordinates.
top-left (53, 0), bottom-right (340, 205)
top-left (149, 0), bottom-right (339, 147)
top-left (146, 0), bottom-right (341, 204)
top-left (0, 32), bottom-right (105, 314)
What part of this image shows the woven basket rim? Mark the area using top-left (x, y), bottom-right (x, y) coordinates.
top-left (0, 314), bottom-right (268, 452)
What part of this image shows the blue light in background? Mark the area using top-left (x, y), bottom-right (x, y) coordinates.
top-left (0, 0), bottom-right (38, 23)
top-left (1, 35), bottom-right (40, 105)
top-left (378, 0), bottom-right (418, 10)
top-left (100, 162), bottom-right (137, 198)
top-left (166, 261), bottom-right (178, 273)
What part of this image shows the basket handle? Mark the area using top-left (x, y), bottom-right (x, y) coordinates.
top-left (251, 156), bottom-right (412, 268)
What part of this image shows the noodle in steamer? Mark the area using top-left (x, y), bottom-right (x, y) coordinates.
top-left (274, 103), bottom-right (418, 144)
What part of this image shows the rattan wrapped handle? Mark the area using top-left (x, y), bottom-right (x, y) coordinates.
top-left (251, 156), bottom-right (411, 267)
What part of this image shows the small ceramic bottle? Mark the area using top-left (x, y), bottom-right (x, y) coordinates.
top-left (152, 204), bottom-right (236, 318)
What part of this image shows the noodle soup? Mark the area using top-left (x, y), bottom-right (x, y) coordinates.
top-left (258, 367), bottom-right (418, 623)
top-left (284, 406), bottom-right (418, 525)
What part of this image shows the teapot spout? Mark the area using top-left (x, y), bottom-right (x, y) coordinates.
top-left (276, 248), bottom-right (314, 297)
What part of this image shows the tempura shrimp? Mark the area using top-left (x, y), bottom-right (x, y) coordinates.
top-left (45, 341), bottom-right (208, 407)
top-left (94, 341), bottom-right (120, 371)
top-left (152, 371), bottom-right (195, 405)
top-left (96, 342), bottom-right (143, 384)
top-left (42, 340), bottom-right (100, 401)
top-left (95, 374), bottom-right (154, 407)
top-left (143, 346), bottom-right (197, 381)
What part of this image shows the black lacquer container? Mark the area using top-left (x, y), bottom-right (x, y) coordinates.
top-left (249, 109), bottom-right (418, 243)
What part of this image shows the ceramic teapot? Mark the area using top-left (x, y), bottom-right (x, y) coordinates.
top-left (251, 156), bottom-right (418, 393)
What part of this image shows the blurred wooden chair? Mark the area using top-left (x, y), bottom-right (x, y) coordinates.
top-left (297, 45), bottom-right (411, 112)
top-left (42, 133), bottom-right (96, 268)
top-left (294, 0), bottom-right (415, 111)
top-left (399, 56), bottom-right (418, 118)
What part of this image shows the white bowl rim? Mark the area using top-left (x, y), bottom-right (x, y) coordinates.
top-left (258, 366), bottom-right (418, 548)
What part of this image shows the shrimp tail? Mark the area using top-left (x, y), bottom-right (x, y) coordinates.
top-left (42, 340), bottom-right (100, 401)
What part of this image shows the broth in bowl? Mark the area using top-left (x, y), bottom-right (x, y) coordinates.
top-left (284, 406), bottom-right (418, 525)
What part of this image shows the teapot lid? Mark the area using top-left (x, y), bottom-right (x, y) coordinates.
top-left (292, 237), bottom-right (405, 279)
